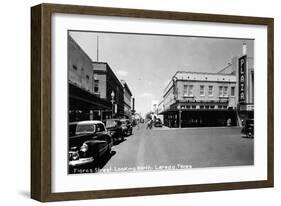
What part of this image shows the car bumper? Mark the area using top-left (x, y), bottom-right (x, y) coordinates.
top-left (69, 157), bottom-right (94, 167)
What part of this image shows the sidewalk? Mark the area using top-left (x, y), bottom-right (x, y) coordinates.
top-left (153, 125), bottom-right (241, 130)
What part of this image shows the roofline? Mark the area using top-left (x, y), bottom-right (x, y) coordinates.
top-left (69, 35), bottom-right (94, 64)
top-left (217, 63), bottom-right (233, 74)
top-left (175, 70), bottom-right (236, 76)
top-left (120, 80), bottom-right (133, 96)
top-left (92, 61), bottom-right (124, 88)
top-left (162, 70), bottom-right (237, 98)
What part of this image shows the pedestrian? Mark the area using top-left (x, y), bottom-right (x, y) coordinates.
top-left (150, 119), bottom-right (153, 129)
top-left (146, 119), bottom-right (152, 129)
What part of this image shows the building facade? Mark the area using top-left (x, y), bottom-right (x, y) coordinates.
top-left (68, 36), bottom-right (113, 122)
top-left (121, 80), bottom-right (133, 119)
top-left (159, 43), bottom-right (254, 128)
top-left (68, 36), bottom-right (132, 122)
top-left (159, 71), bottom-right (237, 128)
top-left (92, 62), bottom-right (125, 119)
top-left (68, 35), bottom-right (94, 92)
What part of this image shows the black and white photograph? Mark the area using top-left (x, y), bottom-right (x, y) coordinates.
top-left (67, 31), bottom-right (254, 174)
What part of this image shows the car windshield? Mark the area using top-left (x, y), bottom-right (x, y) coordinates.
top-left (106, 120), bottom-right (117, 127)
top-left (76, 124), bottom-right (95, 134)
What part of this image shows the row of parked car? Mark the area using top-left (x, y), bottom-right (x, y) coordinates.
top-left (68, 118), bottom-right (133, 168)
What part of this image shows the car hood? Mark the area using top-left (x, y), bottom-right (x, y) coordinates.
top-left (69, 133), bottom-right (94, 148)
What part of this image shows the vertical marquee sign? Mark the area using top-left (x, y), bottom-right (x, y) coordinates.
top-left (238, 55), bottom-right (247, 103)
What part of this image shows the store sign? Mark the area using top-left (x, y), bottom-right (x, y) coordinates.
top-left (238, 55), bottom-right (247, 103)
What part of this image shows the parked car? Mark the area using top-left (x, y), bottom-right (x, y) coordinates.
top-left (120, 119), bottom-right (133, 136)
top-left (103, 119), bottom-right (124, 142)
top-left (154, 118), bottom-right (163, 127)
top-left (69, 122), bottom-right (78, 137)
top-left (241, 119), bottom-right (254, 138)
top-left (68, 120), bottom-right (113, 167)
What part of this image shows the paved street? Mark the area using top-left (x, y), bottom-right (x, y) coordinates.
top-left (89, 124), bottom-right (253, 173)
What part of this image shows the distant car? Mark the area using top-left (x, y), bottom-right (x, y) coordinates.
top-left (120, 119), bottom-right (133, 136)
top-left (68, 121), bottom-right (113, 168)
top-left (154, 118), bottom-right (163, 127)
top-left (241, 119), bottom-right (254, 138)
top-left (103, 119), bottom-right (124, 142)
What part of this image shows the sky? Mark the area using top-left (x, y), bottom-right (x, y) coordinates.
top-left (69, 31), bottom-right (254, 116)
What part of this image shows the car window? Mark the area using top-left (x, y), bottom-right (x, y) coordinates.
top-left (76, 124), bottom-right (95, 134)
top-left (96, 123), bottom-right (106, 132)
top-left (106, 120), bottom-right (117, 127)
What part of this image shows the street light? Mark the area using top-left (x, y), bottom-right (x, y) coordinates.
top-left (111, 91), bottom-right (115, 118)
top-left (177, 105), bottom-right (182, 128)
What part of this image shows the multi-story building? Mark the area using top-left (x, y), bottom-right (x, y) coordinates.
top-left (159, 71), bottom-right (237, 127)
top-left (68, 35), bottom-right (112, 122)
top-left (92, 62), bottom-right (125, 119)
top-left (159, 43), bottom-right (254, 128)
top-left (68, 36), bottom-right (130, 122)
top-left (120, 80), bottom-right (133, 119)
top-left (68, 35), bottom-right (94, 92)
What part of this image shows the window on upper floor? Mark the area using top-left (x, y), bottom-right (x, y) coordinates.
top-left (94, 79), bottom-right (99, 93)
top-left (200, 85), bottom-right (205, 96)
top-left (183, 85), bottom-right (193, 97)
top-left (223, 86), bottom-right (228, 96)
top-left (188, 85), bottom-right (193, 96)
top-left (231, 87), bottom-right (235, 97)
top-left (208, 86), bottom-right (213, 96)
top-left (183, 85), bottom-right (188, 96)
top-left (219, 86), bottom-right (223, 97)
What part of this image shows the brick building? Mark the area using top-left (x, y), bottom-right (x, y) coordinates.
top-left (121, 80), bottom-right (133, 119)
top-left (68, 35), bottom-right (112, 122)
top-left (68, 35), bottom-right (132, 122)
top-left (92, 62), bottom-right (125, 119)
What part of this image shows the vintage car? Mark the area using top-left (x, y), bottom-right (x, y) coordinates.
top-left (120, 119), bottom-right (133, 136)
top-left (241, 119), bottom-right (254, 138)
top-left (68, 120), bottom-right (113, 167)
top-left (154, 118), bottom-right (163, 127)
top-left (103, 119), bottom-right (124, 142)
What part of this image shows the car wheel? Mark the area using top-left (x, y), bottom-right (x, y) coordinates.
top-left (247, 132), bottom-right (253, 138)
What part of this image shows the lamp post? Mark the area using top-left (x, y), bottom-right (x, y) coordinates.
top-left (177, 105), bottom-right (182, 128)
top-left (111, 91), bottom-right (115, 118)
